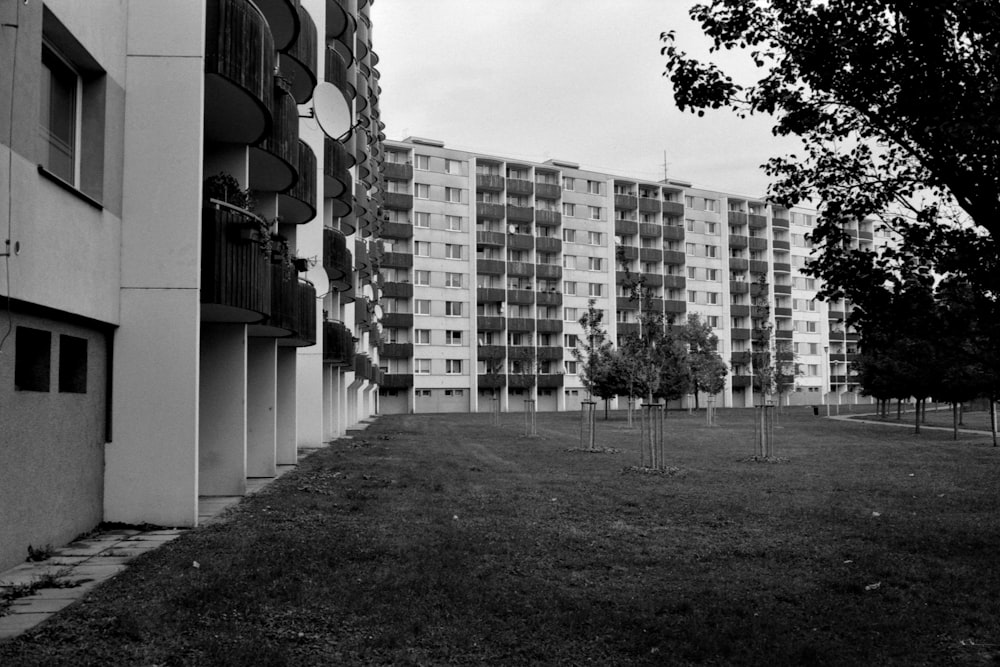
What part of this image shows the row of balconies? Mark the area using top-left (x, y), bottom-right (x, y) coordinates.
top-left (476, 317), bottom-right (564, 333)
top-left (475, 176), bottom-right (562, 201)
top-left (479, 374), bottom-right (565, 389)
top-left (475, 261), bottom-right (562, 279)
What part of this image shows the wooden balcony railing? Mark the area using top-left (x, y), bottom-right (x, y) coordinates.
top-left (201, 200), bottom-right (271, 323)
top-left (279, 140), bottom-right (316, 224)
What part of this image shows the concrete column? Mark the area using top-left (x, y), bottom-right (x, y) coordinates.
top-left (276, 347), bottom-right (298, 464)
top-left (199, 324), bottom-right (247, 496)
top-left (247, 338), bottom-right (277, 477)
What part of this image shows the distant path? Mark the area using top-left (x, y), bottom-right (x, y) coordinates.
top-left (828, 411), bottom-right (995, 436)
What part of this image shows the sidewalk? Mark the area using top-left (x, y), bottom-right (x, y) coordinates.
top-left (828, 411), bottom-right (995, 436)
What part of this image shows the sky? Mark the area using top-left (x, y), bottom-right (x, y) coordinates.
top-left (369, 0), bottom-right (802, 197)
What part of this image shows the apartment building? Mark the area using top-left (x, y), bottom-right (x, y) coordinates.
top-left (379, 138), bottom-right (882, 415)
top-left (0, 0), bottom-right (383, 572)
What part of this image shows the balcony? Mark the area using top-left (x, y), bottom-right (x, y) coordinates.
top-left (201, 202), bottom-right (271, 323)
top-left (383, 161), bottom-right (413, 181)
top-left (477, 316), bottom-right (505, 331)
top-left (638, 197), bottom-right (661, 214)
top-left (384, 191), bottom-right (413, 211)
top-left (507, 261), bottom-right (534, 277)
top-left (773, 262), bottom-right (791, 273)
top-left (773, 284), bottom-right (792, 294)
top-left (535, 209), bottom-right (562, 227)
top-left (639, 223), bottom-right (662, 238)
top-left (749, 237), bottom-right (769, 251)
top-left (382, 251), bottom-right (412, 269)
top-left (537, 346), bottom-right (563, 361)
top-left (279, 4), bottom-right (317, 104)
top-left (729, 234), bottom-right (748, 249)
top-left (508, 317), bottom-right (535, 332)
top-left (478, 345), bottom-right (506, 361)
top-left (477, 258), bottom-right (505, 275)
top-left (829, 310), bottom-right (846, 321)
top-left (507, 289), bottom-right (534, 305)
top-left (775, 330), bottom-right (794, 340)
top-left (472, 231), bottom-right (503, 248)
top-left (617, 297), bottom-right (639, 311)
top-left (662, 201), bottom-right (684, 217)
top-left (204, 0), bottom-right (275, 144)
top-left (728, 211), bottom-right (748, 225)
top-left (663, 300), bottom-right (686, 314)
top-left (257, 274), bottom-right (316, 346)
top-left (476, 287), bottom-right (505, 302)
top-left (537, 374), bottom-right (564, 389)
top-left (614, 194), bottom-right (638, 210)
top-left (729, 258), bottom-right (749, 271)
top-left (477, 201), bottom-right (506, 219)
top-left (478, 374), bottom-right (506, 389)
top-left (663, 250), bottom-right (686, 265)
top-left (731, 328), bottom-right (751, 340)
top-left (618, 245), bottom-right (638, 261)
top-left (730, 304), bottom-right (750, 317)
top-left (537, 291), bottom-right (562, 306)
top-left (615, 220), bottom-right (639, 236)
top-left (535, 236), bottom-right (561, 253)
top-left (381, 373), bottom-right (414, 389)
top-left (774, 307), bottom-right (792, 317)
top-left (507, 179), bottom-right (533, 196)
top-left (750, 282), bottom-right (767, 297)
top-left (508, 233), bottom-right (534, 251)
top-left (277, 140), bottom-right (316, 224)
top-left (729, 281), bottom-right (749, 295)
top-left (507, 205), bottom-right (534, 223)
top-left (617, 322), bottom-right (639, 338)
top-left (381, 312), bottom-right (413, 328)
top-left (323, 227), bottom-right (352, 291)
top-left (772, 216), bottom-right (790, 229)
top-left (323, 320), bottom-right (355, 366)
top-left (643, 273), bottom-right (664, 288)
top-left (663, 274), bottom-right (685, 289)
top-left (662, 226), bottom-right (685, 241)
top-left (382, 281), bottom-right (413, 298)
top-left (772, 239), bottom-right (791, 250)
top-left (381, 342), bottom-right (412, 358)
top-left (536, 182), bottom-right (561, 200)
top-left (859, 230), bottom-right (874, 241)
top-left (537, 319), bottom-right (563, 333)
top-left (536, 264), bottom-right (562, 280)
top-left (324, 137), bottom-right (352, 218)
top-left (731, 375), bottom-right (752, 388)
top-left (476, 174), bottom-right (505, 191)
top-left (250, 82), bottom-right (298, 192)
top-left (640, 248), bottom-right (662, 263)
top-left (748, 214), bottom-right (768, 229)
top-left (508, 345), bottom-right (535, 361)
top-left (749, 260), bottom-right (769, 274)
top-left (382, 221), bottom-right (413, 240)
top-left (830, 352), bottom-right (846, 362)
top-left (323, 40), bottom-right (353, 109)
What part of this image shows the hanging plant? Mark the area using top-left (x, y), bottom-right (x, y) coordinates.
top-left (203, 172), bottom-right (255, 212)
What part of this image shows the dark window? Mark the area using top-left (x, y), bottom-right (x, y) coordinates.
top-left (15, 327), bottom-right (52, 392)
top-left (58, 334), bottom-right (88, 393)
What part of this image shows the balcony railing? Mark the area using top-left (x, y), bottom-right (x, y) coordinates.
top-left (536, 291), bottom-right (562, 307)
top-left (507, 289), bottom-right (534, 305)
top-left (640, 248), bottom-right (662, 263)
top-left (663, 300), bottom-right (685, 314)
top-left (476, 174), bottom-right (505, 191)
top-left (477, 316), bottom-right (505, 331)
top-left (643, 273), bottom-right (664, 288)
top-left (324, 136), bottom-right (352, 218)
top-left (323, 320), bottom-right (355, 366)
top-left (615, 220), bottom-right (639, 236)
top-left (279, 140), bottom-right (316, 224)
top-left (380, 342), bottom-right (412, 358)
top-left (730, 304), bottom-right (750, 317)
top-left (381, 373), bottom-right (414, 389)
top-left (477, 258), bottom-right (505, 274)
top-left (251, 82), bottom-right (299, 192)
top-left (383, 192), bottom-right (413, 211)
top-left (728, 211), bottom-right (748, 226)
top-left (772, 216), bottom-right (790, 229)
top-left (507, 261), bottom-right (534, 277)
top-left (476, 230), bottom-right (506, 247)
top-left (537, 346), bottom-right (564, 361)
top-left (748, 214), bottom-right (768, 229)
top-left (730, 281), bottom-right (749, 294)
top-left (535, 236), bottom-right (561, 253)
top-left (618, 245), bottom-right (638, 260)
top-left (663, 274), bottom-right (685, 289)
top-left (507, 205), bottom-right (534, 223)
top-left (382, 221), bottom-right (413, 239)
top-left (381, 312), bottom-right (413, 328)
top-left (507, 179), bottom-right (533, 196)
top-left (477, 345), bottom-right (506, 360)
top-left (663, 250), bottom-right (686, 265)
top-left (662, 226), bottom-right (684, 241)
top-left (382, 281), bottom-right (413, 298)
top-left (201, 201), bottom-right (271, 323)
top-left (383, 161), bottom-right (413, 181)
top-left (536, 264), bottom-right (562, 279)
top-left (614, 194), bottom-right (638, 210)
top-left (638, 197), bottom-right (661, 214)
top-left (772, 239), bottom-right (791, 250)
top-left (477, 202), bottom-right (506, 219)
top-left (662, 201), bottom-right (684, 217)
top-left (729, 234), bottom-right (748, 249)
top-left (773, 262), bottom-right (792, 273)
top-left (535, 182), bottom-right (560, 200)
top-left (749, 237), bottom-right (768, 251)
top-left (639, 223), bottom-right (662, 238)
top-left (279, 4), bottom-right (318, 104)
top-left (476, 287), bottom-right (505, 302)
top-left (204, 0), bottom-right (275, 144)
top-left (508, 233), bottom-right (534, 250)
top-left (508, 317), bottom-right (535, 332)
top-left (535, 209), bottom-right (561, 227)
top-left (536, 319), bottom-right (563, 333)
top-left (382, 251), bottom-right (413, 268)
top-left (731, 328), bottom-right (751, 340)
top-left (729, 257), bottom-right (749, 271)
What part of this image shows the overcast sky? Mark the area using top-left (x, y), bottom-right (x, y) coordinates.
top-left (369, 0), bottom-right (802, 197)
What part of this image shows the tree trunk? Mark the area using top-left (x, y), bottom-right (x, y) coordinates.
top-left (952, 402), bottom-right (958, 441)
top-left (914, 398), bottom-right (921, 435)
top-left (991, 399), bottom-right (997, 447)
top-left (897, 399), bottom-right (902, 420)
top-left (604, 398), bottom-right (609, 420)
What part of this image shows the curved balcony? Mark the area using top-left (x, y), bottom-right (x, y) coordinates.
top-left (201, 201), bottom-right (271, 323)
top-left (255, 0), bottom-right (300, 51)
top-left (749, 214), bottom-right (768, 229)
top-left (325, 0), bottom-right (350, 50)
top-left (204, 0), bottom-right (275, 144)
top-left (276, 279), bottom-right (317, 347)
top-left (278, 140), bottom-right (316, 224)
top-left (507, 179), bottom-right (533, 196)
top-left (537, 319), bottom-right (563, 333)
top-left (323, 138), bottom-right (351, 218)
top-left (323, 227), bottom-right (352, 291)
top-left (507, 205), bottom-right (534, 223)
top-left (324, 47), bottom-right (353, 114)
top-left (663, 226), bottom-right (684, 241)
top-left (248, 263), bottom-right (307, 338)
top-left (662, 201), bottom-right (685, 217)
top-left (279, 4), bottom-right (317, 104)
top-left (749, 237), bottom-right (769, 251)
top-left (250, 83), bottom-right (299, 192)
top-left (355, 9), bottom-right (370, 61)
top-left (638, 197), bottom-right (661, 214)
top-left (323, 319), bottom-right (355, 366)
top-left (537, 291), bottom-right (562, 306)
top-left (615, 194), bottom-right (638, 210)
top-left (535, 236), bottom-right (561, 254)
top-left (476, 230), bottom-right (506, 247)
top-left (477, 174), bottom-right (505, 191)
top-left (508, 233), bottom-right (533, 251)
top-left (749, 260), bottom-right (769, 274)
top-left (536, 264), bottom-right (562, 280)
top-left (535, 182), bottom-right (560, 200)
top-left (535, 209), bottom-right (561, 227)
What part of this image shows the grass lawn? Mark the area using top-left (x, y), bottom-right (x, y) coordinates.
top-left (2, 409), bottom-right (999, 666)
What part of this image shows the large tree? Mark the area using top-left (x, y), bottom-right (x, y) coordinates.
top-left (662, 1), bottom-right (1000, 349)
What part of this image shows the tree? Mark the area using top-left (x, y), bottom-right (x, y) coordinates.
top-left (662, 1), bottom-right (1000, 394)
top-left (573, 299), bottom-right (614, 403)
top-left (681, 313), bottom-right (729, 409)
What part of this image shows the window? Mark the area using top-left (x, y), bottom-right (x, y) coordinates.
top-left (588, 257), bottom-right (603, 271)
top-left (562, 203), bottom-right (575, 217)
top-left (414, 155), bottom-right (430, 170)
top-left (564, 334), bottom-right (578, 347)
top-left (414, 329), bottom-right (430, 344)
top-left (386, 150), bottom-right (408, 164)
top-left (445, 244), bottom-right (462, 260)
top-left (416, 389), bottom-right (432, 397)
top-left (564, 281), bottom-right (576, 295)
top-left (415, 299), bottom-right (431, 315)
top-left (446, 331), bottom-right (463, 345)
top-left (588, 283), bottom-right (603, 297)
top-left (445, 301), bottom-right (463, 316)
top-left (445, 158), bottom-right (460, 174)
top-left (40, 45), bottom-right (79, 185)
top-left (564, 307), bottom-right (578, 321)
top-left (563, 176), bottom-right (575, 191)
top-left (445, 360), bottom-right (463, 375)
top-left (445, 187), bottom-right (462, 203)
top-left (415, 212), bottom-right (430, 228)
top-left (707, 316), bottom-right (720, 328)
top-left (687, 266), bottom-right (697, 279)
top-left (687, 290), bottom-right (697, 303)
top-left (562, 228), bottom-right (576, 242)
top-left (706, 291), bottom-right (719, 304)
top-left (589, 206), bottom-right (602, 220)
top-left (587, 180), bottom-right (602, 195)
top-left (705, 245), bottom-right (718, 258)
top-left (414, 270), bottom-right (430, 286)
top-left (705, 222), bottom-right (718, 235)
top-left (414, 359), bottom-right (431, 374)
top-left (588, 231), bottom-right (603, 245)
top-left (15, 327), bottom-right (52, 392)
top-left (415, 183), bottom-right (430, 199)
top-left (565, 360), bottom-right (578, 374)
top-left (563, 254), bottom-right (577, 268)
top-left (415, 241), bottom-right (430, 257)
top-left (446, 215), bottom-right (462, 231)
top-left (445, 272), bottom-right (463, 288)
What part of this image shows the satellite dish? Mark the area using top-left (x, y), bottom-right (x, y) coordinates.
top-left (508, 224), bottom-right (517, 233)
top-left (373, 304), bottom-right (384, 319)
top-left (312, 82), bottom-right (351, 139)
top-left (362, 283), bottom-right (375, 301)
